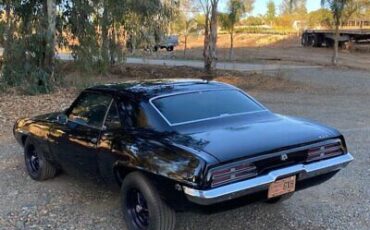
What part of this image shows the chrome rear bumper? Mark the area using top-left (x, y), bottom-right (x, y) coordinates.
top-left (183, 153), bottom-right (353, 205)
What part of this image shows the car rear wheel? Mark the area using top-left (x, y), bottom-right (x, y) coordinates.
top-left (121, 172), bottom-right (176, 230)
top-left (24, 139), bottom-right (57, 181)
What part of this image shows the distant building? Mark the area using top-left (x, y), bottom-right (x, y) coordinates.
top-left (292, 20), bottom-right (307, 31)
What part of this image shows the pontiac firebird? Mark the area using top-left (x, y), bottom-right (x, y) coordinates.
top-left (14, 80), bottom-right (353, 230)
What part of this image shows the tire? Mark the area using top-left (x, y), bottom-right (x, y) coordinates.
top-left (325, 38), bottom-right (334, 48)
top-left (301, 33), bottom-right (308, 47)
top-left (24, 138), bottom-right (56, 181)
top-left (166, 46), bottom-right (173, 52)
top-left (265, 193), bottom-right (294, 204)
top-left (121, 172), bottom-right (176, 230)
top-left (312, 34), bottom-right (322, 47)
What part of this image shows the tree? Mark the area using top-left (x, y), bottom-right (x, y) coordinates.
top-left (282, 0), bottom-right (307, 15)
top-left (1, 0), bottom-right (58, 94)
top-left (265, 0), bottom-right (276, 26)
top-left (219, 0), bottom-right (254, 60)
top-left (46, 0), bottom-right (57, 79)
top-left (123, 0), bottom-right (176, 53)
top-left (1, 0), bottom-right (174, 93)
top-left (175, 16), bottom-right (197, 57)
top-left (342, 0), bottom-right (370, 26)
top-left (198, 0), bottom-right (219, 72)
top-left (194, 13), bottom-right (206, 33)
top-left (172, 0), bottom-right (198, 57)
top-left (307, 8), bottom-right (332, 28)
top-left (243, 16), bottom-right (264, 26)
top-left (321, 0), bottom-right (351, 65)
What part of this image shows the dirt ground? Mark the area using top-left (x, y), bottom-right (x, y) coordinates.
top-left (0, 64), bottom-right (369, 229)
top-left (138, 33), bottom-right (370, 71)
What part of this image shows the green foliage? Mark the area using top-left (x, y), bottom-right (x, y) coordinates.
top-left (219, 0), bottom-right (255, 33)
top-left (63, 0), bottom-right (101, 71)
top-left (219, 13), bottom-right (233, 32)
top-left (1, 0), bottom-right (176, 94)
top-left (282, 0), bottom-right (307, 15)
top-left (341, 0), bottom-right (369, 21)
top-left (265, 0), bottom-right (276, 24)
top-left (194, 14), bottom-right (206, 33)
top-left (321, 0), bottom-right (350, 24)
top-left (2, 37), bottom-right (53, 94)
top-left (173, 12), bottom-right (198, 36)
top-left (124, 0), bottom-right (177, 51)
top-left (242, 16), bottom-right (264, 26)
top-left (307, 9), bottom-right (333, 28)
top-left (1, 0), bottom-right (54, 94)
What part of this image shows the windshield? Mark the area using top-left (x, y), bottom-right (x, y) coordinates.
top-left (151, 90), bottom-right (265, 125)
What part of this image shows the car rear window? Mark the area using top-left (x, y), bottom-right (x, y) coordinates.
top-left (151, 90), bottom-right (264, 125)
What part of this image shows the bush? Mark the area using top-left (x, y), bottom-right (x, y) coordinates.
top-left (2, 35), bottom-right (53, 95)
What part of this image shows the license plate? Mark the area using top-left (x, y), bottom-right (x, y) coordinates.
top-left (268, 175), bottom-right (296, 198)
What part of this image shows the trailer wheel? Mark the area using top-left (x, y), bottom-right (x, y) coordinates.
top-left (325, 38), bottom-right (334, 48)
top-left (312, 34), bottom-right (322, 47)
top-left (308, 36), bottom-right (315, 47)
top-left (301, 33), bottom-right (309, 47)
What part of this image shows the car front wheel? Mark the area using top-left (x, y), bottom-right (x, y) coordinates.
top-left (24, 139), bottom-right (57, 181)
top-left (121, 172), bottom-right (176, 230)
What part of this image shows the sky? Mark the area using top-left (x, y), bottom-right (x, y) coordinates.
top-left (219, 0), bottom-right (322, 16)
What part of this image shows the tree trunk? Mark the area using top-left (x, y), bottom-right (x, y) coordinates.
top-left (203, 0), bottom-right (219, 72)
top-left (2, 0), bottom-right (13, 78)
top-left (3, 1), bottom-right (12, 61)
top-left (203, 10), bottom-right (210, 70)
top-left (332, 19), bottom-right (340, 65)
top-left (209, 0), bottom-right (218, 70)
top-left (46, 0), bottom-right (57, 78)
top-left (229, 32), bottom-right (234, 60)
top-left (101, 0), bottom-right (110, 64)
top-left (184, 34), bottom-right (188, 57)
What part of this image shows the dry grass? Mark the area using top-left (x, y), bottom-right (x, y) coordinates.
top-left (60, 63), bottom-right (314, 93)
top-left (130, 33), bottom-right (370, 70)
top-left (178, 33), bottom-right (293, 50)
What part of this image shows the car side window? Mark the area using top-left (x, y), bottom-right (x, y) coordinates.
top-left (68, 92), bottom-right (112, 128)
top-left (104, 101), bottom-right (122, 130)
top-left (118, 100), bottom-right (149, 129)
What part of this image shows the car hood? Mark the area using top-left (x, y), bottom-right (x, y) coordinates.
top-left (174, 113), bottom-right (340, 163)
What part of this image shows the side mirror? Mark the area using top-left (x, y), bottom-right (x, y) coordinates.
top-left (56, 114), bottom-right (68, 125)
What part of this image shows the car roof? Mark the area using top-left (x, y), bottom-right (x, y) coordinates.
top-left (87, 79), bottom-right (234, 100)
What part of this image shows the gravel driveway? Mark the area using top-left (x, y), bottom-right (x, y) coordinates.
top-left (0, 67), bottom-right (369, 229)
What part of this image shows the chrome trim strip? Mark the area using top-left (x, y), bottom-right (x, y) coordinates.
top-left (149, 88), bottom-right (268, 127)
top-left (183, 153), bottom-right (353, 205)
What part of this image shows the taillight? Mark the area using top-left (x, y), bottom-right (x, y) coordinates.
top-left (209, 163), bottom-right (257, 187)
top-left (306, 141), bottom-right (344, 163)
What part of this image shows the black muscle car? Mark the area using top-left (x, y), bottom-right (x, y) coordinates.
top-left (14, 80), bottom-right (353, 230)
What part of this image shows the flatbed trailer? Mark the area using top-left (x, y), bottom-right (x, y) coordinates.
top-left (301, 29), bottom-right (370, 47)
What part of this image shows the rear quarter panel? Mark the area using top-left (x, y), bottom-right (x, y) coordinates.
top-left (97, 130), bottom-right (208, 188)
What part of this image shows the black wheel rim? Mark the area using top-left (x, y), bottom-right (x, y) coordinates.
top-left (126, 188), bottom-right (149, 229)
top-left (26, 146), bottom-right (40, 175)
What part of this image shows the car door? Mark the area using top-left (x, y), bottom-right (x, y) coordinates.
top-left (97, 99), bottom-right (128, 183)
top-left (49, 91), bottom-right (112, 175)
